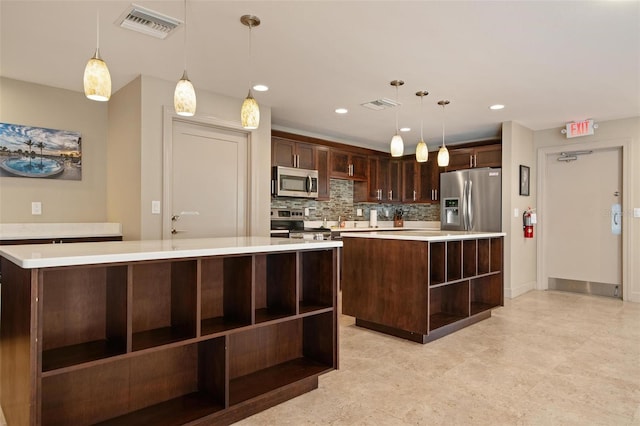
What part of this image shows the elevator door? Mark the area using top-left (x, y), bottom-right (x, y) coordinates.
top-left (544, 147), bottom-right (622, 297)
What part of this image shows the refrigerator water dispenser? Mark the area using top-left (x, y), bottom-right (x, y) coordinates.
top-left (443, 198), bottom-right (460, 226)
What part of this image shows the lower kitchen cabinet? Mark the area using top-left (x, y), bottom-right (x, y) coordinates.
top-left (1, 245), bottom-right (338, 426)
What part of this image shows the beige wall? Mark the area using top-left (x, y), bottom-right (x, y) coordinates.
top-left (107, 77), bottom-right (142, 240)
top-left (0, 77), bottom-right (108, 223)
top-left (1, 76), bottom-right (271, 241)
top-left (109, 75), bottom-right (272, 240)
top-left (501, 121), bottom-right (537, 298)
top-left (534, 117), bottom-right (639, 302)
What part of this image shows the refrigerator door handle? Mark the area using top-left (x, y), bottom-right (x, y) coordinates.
top-left (467, 180), bottom-right (474, 230)
top-left (462, 180), bottom-right (468, 230)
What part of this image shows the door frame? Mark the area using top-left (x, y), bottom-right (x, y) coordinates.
top-left (536, 137), bottom-right (633, 300)
top-left (162, 106), bottom-right (253, 240)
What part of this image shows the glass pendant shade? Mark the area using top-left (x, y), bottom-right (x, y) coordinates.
top-left (83, 49), bottom-right (111, 101)
top-left (174, 71), bottom-right (196, 116)
top-left (241, 90), bottom-right (260, 129)
top-left (416, 140), bottom-right (429, 162)
top-left (390, 134), bottom-right (404, 157)
top-left (438, 145), bottom-right (450, 167)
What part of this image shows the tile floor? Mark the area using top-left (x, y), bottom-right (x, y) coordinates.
top-left (236, 290), bottom-right (640, 425)
top-left (1, 290), bottom-right (638, 425)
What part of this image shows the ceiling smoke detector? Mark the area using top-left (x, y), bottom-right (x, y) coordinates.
top-left (361, 98), bottom-right (401, 111)
top-left (117, 4), bottom-right (181, 39)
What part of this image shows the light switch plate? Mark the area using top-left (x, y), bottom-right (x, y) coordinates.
top-left (634, 208), bottom-right (640, 218)
top-left (152, 200), bottom-right (161, 214)
top-left (357, 208), bottom-right (363, 216)
top-left (514, 208), bottom-right (519, 217)
top-left (32, 201), bottom-right (42, 215)
top-left (304, 207), bottom-right (310, 216)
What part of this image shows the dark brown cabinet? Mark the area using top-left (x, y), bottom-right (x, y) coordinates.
top-left (316, 146), bottom-right (330, 200)
top-left (354, 156), bottom-right (391, 202)
top-left (401, 160), bottom-right (417, 202)
top-left (330, 150), bottom-right (368, 180)
top-left (401, 159), bottom-right (439, 203)
top-left (342, 235), bottom-right (503, 344)
top-left (272, 137), bottom-right (316, 169)
top-left (0, 246), bottom-right (338, 425)
top-left (417, 159), bottom-right (440, 203)
top-left (445, 143), bottom-right (502, 171)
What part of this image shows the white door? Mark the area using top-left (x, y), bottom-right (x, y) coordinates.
top-left (169, 119), bottom-right (248, 239)
top-left (544, 147), bottom-right (622, 295)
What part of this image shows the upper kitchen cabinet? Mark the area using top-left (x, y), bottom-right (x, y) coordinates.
top-left (316, 146), bottom-right (330, 200)
top-left (445, 143), bottom-right (502, 171)
top-left (401, 158), bottom-right (439, 203)
top-left (417, 159), bottom-right (440, 202)
top-left (330, 150), bottom-right (368, 181)
top-left (353, 155), bottom-right (399, 202)
top-left (272, 137), bottom-right (316, 169)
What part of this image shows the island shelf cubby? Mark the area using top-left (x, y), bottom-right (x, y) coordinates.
top-left (200, 255), bottom-right (252, 336)
top-left (41, 264), bottom-right (128, 372)
top-left (0, 242), bottom-right (339, 426)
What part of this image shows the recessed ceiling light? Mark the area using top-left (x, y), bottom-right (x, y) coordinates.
top-left (335, 108), bottom-right (348, 114)
top-left (400, 127), bottom-right (411, 132)
top-left (252, 84), bottom-right (269, 92)
top-left (489, 104), bottom-right (505, 110)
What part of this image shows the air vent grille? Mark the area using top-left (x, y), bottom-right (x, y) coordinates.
top-left (361, 98), bottom-right (401, 111)
top-left (118, 4), bottom-right (181, 39)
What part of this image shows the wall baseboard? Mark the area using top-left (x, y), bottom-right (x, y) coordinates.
top-left (505, 280), bottom-right (536, 299)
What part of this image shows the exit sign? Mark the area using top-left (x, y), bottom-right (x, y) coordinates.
top-left (565, 119), bottom-right (595, 138)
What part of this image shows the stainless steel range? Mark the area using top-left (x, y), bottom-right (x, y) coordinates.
top-left (270, 209), bottom-right (331, 240)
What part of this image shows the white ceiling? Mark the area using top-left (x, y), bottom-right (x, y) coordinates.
top-left (1, 1), bottom-right (639, 153)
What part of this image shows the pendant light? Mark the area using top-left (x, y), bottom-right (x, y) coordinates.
top-left (389, 80), bottom-right (404, 157)
top-left (240, 15), bottom-right (261, 130)
top-left (83, 11), bottom-right (111, 102)
top-left (437, 100), bottom-right (450, 167)
top-left (415, 91), bottom-right (429, 163)
top-left (174, 0), bottom-right (196, 116)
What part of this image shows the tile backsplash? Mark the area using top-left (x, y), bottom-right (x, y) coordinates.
top-left (271, 179), bottom-right (440, 221)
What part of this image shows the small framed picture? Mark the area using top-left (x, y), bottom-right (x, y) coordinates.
top-left (519, 165), bottom-right (530, 196)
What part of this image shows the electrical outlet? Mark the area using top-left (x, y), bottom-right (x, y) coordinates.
top-left (32, 201), bottom-right (42, 215)
top-left (304, 207), bottom-right (310, 216)
top-left (634, 208), bottom-right (640, 218)
top-left (152, 201), bottom-right (161, 214)
top-left (356, 208), bottom-right (363, 217)
top-left (514, 208), bottom-right (519, 217)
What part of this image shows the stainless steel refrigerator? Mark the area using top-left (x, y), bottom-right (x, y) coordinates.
top-left (440, 168), bottom-right (502, 232)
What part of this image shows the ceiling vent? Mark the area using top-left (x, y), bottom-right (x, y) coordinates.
top-left (117, 4), bottom-right (181, 39)
top-left (361, 98), bottom-right (401, 111)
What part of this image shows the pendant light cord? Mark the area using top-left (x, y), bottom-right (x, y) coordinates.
top-left (420, 95), bottom-right (424, 141)
top-left (247, 23), bottom-right (253, 87)
top-left (441, 104), bottom-right (446, 147)
top-left (183, 0), bottom-right (187, 72)
top-left (96, 11), bottom-right (100, 51)
top-left (395, 85), bottom-right (399, 135)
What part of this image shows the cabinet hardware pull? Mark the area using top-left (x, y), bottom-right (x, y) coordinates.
top-left (389, 190), bottom-right (393, 200)
top-left (470, 155), bottom-right (473, 168)
top-left (413, 190), bottom-right (416, 201)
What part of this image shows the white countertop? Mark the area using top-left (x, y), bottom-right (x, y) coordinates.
top-left (0, 222), bottom-right (122, 240)
top-left (0, 237), bottom-right (342, 269)
top-left (340, 230), bottom-right (506, 242)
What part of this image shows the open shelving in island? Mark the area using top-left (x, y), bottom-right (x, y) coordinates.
top-left (0, 237), bottom-right (340, 425)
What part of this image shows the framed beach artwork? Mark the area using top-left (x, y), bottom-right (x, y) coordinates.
top-left (0, 122), bottom-right (82, 180)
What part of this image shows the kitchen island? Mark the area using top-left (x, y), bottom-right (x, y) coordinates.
top-left (341, 230), bottom-right (505, 343)
top-left (0, 237), bottom-right (341, 425)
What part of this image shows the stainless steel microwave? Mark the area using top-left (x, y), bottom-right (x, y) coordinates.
top-left (273, 166), bottom-right (319, 198)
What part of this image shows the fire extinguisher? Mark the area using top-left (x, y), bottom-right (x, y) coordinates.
top-left (523, 208), bottom-right (535, 238)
